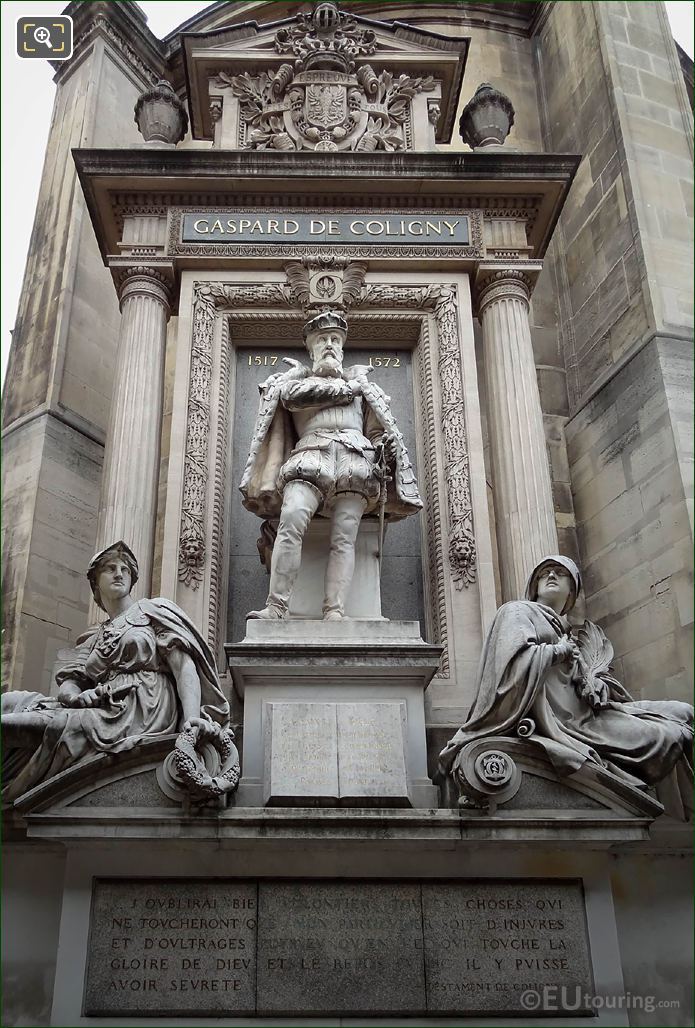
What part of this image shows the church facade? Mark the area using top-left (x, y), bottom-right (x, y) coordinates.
top-left (2, 2), bottom-right (693, 1025)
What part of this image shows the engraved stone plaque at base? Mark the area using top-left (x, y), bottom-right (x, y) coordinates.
top-left (83, 878), bottom-right (594, 1017)
top-left (83, 880), bottom-right (257, 1017)
top-left (264, 700), bottom-right (411, 806)
top-left (256, 881), bottom-right (426, 1016)
top-left (263, 701), bottom-right (339, 804)
top-left (422, 880), bottom-right (594, 1015)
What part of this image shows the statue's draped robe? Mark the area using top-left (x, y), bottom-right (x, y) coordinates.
top-left (2, 599), bottom-right (229, 804)
top-left (439, 600), bottom-right (693, 792)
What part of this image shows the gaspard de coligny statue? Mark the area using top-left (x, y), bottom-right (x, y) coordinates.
top-left (240, 309), bottom-right (422, 620)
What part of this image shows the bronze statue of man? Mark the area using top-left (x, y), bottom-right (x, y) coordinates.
top-left (240, 309), bottom-right (422, 620)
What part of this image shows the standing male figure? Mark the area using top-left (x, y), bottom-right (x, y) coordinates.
top-left (240, 310), bottom-right (422, 620)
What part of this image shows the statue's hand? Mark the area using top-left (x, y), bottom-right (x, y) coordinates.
top-left (553, 637), bottom-right (579, 665)
top-left (580, 676), bottom-right (609, 711)
top-left (380, 430), bottom-right (399, 462)
top-left (182, 715), bottom-right (212, 732)
top-left (71, 685), bottom-right (108, 708)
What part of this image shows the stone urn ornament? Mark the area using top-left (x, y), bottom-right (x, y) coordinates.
top-left (134, 79), bottom-right (189, 147)
top-left (459, 82), bottom-right (515, 149)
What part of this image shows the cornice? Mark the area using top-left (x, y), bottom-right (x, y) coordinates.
top-left (73, 147), bottom-right (580, 182)
top-left (74, 147), bottom-right (580, 263)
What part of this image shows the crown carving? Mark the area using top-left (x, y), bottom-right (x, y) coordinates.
top-left (274, 3), bottom-right (377, 73)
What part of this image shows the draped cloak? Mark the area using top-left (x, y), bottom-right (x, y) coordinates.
top-left (439, 592), bottom-right (693, 794)
top-left (239, 364), bottom-right (422, 519)
top-left (2, 598), bottom-right (229, 804)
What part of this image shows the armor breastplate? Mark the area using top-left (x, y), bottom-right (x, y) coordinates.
top-left (293, 396), bottom-right (365, 438)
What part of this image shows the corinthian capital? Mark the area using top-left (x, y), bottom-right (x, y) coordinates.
top-left (112, 263), bottom-right (174, 311)
top-left (473, 261), bottom-right (542, 317)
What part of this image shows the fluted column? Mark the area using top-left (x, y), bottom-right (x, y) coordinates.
top-left (476, 265), bottom-right (558, 601)
top-left (93, 267), bottom-right (171, 604)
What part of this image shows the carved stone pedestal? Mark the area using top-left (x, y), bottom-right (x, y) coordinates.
top-left (226, 620), bottom-right (442, 808)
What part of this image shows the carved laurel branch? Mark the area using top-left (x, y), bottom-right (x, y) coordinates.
top-left (178, 283), bottom-right (296, 588)
top-left (414, 320), bottom-right (450, 678)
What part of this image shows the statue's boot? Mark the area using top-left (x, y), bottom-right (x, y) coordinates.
top-left (247, 481), bottom-right (319, 621)
top-left (247, 602), bottom-right (287, 620)
top-left (323, 493), bottom-right (367, 621)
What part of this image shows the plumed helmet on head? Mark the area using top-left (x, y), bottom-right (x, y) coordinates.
top-left (302, 309), bottom-right (348, 343)
top-left (524, 554), bottom-right (581, 616)
top-left (87, 540), bottom-right (139, 610)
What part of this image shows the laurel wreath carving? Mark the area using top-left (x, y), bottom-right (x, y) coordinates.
top-left (172, 719), bottom-right (241, 800)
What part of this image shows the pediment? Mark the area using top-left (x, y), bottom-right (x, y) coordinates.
top-left (182, 8), bottom-right (469, 143)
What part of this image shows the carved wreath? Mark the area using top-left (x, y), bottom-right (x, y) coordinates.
top-left (173, 719), bottom-right (241, 800)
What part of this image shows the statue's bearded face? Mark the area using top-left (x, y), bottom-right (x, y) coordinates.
top-left (307, 328), bottom-right (345, 377)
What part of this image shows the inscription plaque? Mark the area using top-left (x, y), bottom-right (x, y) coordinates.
top-left (84, 879), bottom-right (595, 1017)
top-left (264, 702), bottom-right (411, 806)
top-left (422, 881), bottom-right (594, 1014)
top-left (256, 881), bottom-right (426, 1015)
top-left (337, 702), bottom-right (410, 804)
top-left (264, 702), bottom-right (339, 805)
top-left (182, 211), bottom-right (471, 246)
top-left (83, 880), bottom-right (257, 1016)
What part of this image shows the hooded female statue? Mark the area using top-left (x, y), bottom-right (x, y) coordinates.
top-left (439, 555), bottom-right (693, 809)
top-left (2, 542), bottom-right (229, 804)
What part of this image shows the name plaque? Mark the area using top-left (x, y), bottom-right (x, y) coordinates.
top-left (181, 211), bottom-right (471, 246)
top-left (84, 878), bottom-right (594, 1017)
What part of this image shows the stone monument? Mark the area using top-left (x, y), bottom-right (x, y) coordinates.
top-left (2, 1), bottom-right (693, 1024)
top-left (230, 306), bottom-right (440, 808)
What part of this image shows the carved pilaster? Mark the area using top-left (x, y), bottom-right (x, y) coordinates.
top-left (93, 266), bottom-right (172, 610)
top-left (474, 263), bottom-right (558, 602)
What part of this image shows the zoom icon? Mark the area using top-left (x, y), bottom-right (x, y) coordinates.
top-left (17, 16), bottom-right (73, 60)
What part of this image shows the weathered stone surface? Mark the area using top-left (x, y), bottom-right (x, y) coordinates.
top-left (337, 701), bottom-right (410, 805)
top-left (264, 702), bottom-right (339, 805)
top-left (82, 878), bottom-right (592, 1017)
top-left (256, 881), bottom-right (425, 1016)
top-left (422, 880), bottom-right (593, 1014)
top-left (83, 880), bottom-right (257, 1016)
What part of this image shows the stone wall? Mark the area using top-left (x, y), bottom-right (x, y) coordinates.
top-left (2, 23), bottom-right (154, 695)
top-left (611, 851), bottom-right (694, 1026)
top-left (1, 845), bottom-right (65, 1028)
top-left (536, 0), bottom-right (693, 702)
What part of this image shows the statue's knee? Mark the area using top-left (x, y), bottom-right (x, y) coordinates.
top-left (279, 501), bottom-right (311, 539)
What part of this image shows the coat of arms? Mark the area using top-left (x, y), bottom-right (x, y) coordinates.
top-left (216, 3), bottom-right (435, 153)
